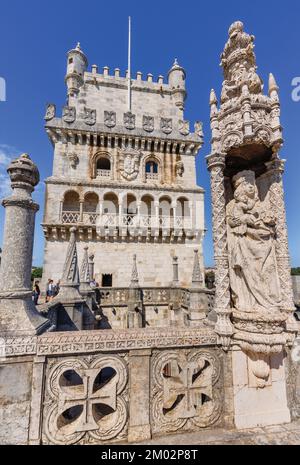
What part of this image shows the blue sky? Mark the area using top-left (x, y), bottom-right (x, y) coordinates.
top-left (0, 0), bottom-right (299, 267)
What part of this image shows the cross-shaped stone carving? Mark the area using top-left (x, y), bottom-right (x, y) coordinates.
top-left (163, 360), bottom-right (212, 419)
top-left (58, 368), bottom-right (117, 432)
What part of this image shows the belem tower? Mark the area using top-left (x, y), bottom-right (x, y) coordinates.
top-left (42, 43), bottom-right (205, 289)
top-left (0, 21), bottom-right (299, 445)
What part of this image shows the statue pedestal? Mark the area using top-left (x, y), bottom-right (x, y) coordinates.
top-left (232, 348), bottom-right (291, 429)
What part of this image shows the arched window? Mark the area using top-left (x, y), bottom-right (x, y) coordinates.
top-left (96, 157), bottom-right (111, 177)
top-left (83, 193), bottom-right (99, 225)
top-left (145, 160), bottom-right (159, 180)
top-left (62, 191), bottom-right (80, 224)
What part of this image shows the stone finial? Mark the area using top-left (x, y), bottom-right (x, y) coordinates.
top-left (228, 20), bottom-right (244, 37)
top-left (210, 89), bottom-right (217, 106)
top-left (92, 64), bottom-right (98, 74)
top-left (76, 42), bottom-right (81, 51)
top-left (130, 254), bottom-right (139, 287)
top-left (192, 249), bottom-right (202, 287)
top-left (61, 227), bottom-right (80, 287)
top-left (7, 153), bottom-right (40, 193)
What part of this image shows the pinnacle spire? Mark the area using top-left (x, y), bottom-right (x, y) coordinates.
top-left (61, 227), bottom-right (80, 287)
top-left (210, 89), bottom-right (217, 105)
top-left (80, 246), bottom-right (91, 284)
top-left (192, 249), bottom-right (202, 287)
top-left (269, 73), bottom-right (279, 95)
top-left (130, 254), bottom-right (139, 287)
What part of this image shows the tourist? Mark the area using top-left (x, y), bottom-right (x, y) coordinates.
top-left (33, 281), bottom-right (41, 305)
top-left (54, 280), bottom-right (60, 296)
top-left (46, 279), bottom-right (55, 302)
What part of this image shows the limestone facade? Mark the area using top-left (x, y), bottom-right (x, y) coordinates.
top-left (42, 46), bottom-right (205, 288)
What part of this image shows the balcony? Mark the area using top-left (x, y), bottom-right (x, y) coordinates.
top-left (61, 211), bottom-right (192, 231)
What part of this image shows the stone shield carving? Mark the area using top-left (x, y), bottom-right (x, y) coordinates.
top-left (161, 118), bottom-right (173, 134)
top-left (119, 149), bottom-right (141, 181)
top-left (143, 116), bottom-right (154, 132)
top-left (43, 355), bottom-right (128, 445)
top-left (104, 111), bottom-right (116, 128)
top-left (44, 103), bottom-right (56, 121)
top-left (63, 106), bottom-right (76, 124)
top-left (83, 108), bottom-right (96, 126)
top-left (179, 120), bottom-right (190, 136)
top-left (151, 350), bottom-right (222, 434)
top-left (124, 112), bottom-right (135, 130)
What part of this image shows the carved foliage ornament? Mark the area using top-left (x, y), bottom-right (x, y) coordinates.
top-left (119, 149), bottom-right (141, 181)
top-left (151, 350), bottom-right (222, 434)
top-left (44, 356), bottom-right (128, 445)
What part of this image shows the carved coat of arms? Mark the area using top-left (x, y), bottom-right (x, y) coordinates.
top-left (119, 149), bottom-right (141, 181)
top-left (179, 120), bottom-right (190, 136)
top-left (44, 103), bottom-right (56, 121)
top-left (161, 118), bottom-right (173, 134)
top-left (63, 106), bottom-right (76, 124)
top-left (143, 115), bottom-right (154, 132)
top-left (124, 112), bottom-right (135, 130)
top-left (104, 111), bottom-right (116, 128)
top-left (83, 108), bottom-right (96, 126)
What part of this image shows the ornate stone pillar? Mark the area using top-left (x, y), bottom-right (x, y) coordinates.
top-left (206, 153), bottom-right (233, 348)
top-left (88, 253), bottom-right (95, 281)
top-left (265, 157), bottom-right (298, 340)
top-left (0, 154), bottom-right (49, 335)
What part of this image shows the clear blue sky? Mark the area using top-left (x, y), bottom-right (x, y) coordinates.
top-left (0, 0), bottom-right (299, 267)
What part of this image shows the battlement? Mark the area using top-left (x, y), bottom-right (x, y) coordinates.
top-left (86, 65), bottom-right (168, 89)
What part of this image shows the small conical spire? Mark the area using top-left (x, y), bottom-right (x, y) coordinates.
top-left (269, 73), bottom-right (279, 95)
top-left (76, 42), bottom-right (81, 51)
top-left (192, 249), bottom-right (202, 287)
top-left (130, 254), bottom-right (139, 287)
top-left (80, 246), bottom-right (91, 284)
top-left (210, 89), bottom-right (217, 105)
top-left (61, 227), bottom-right (80, 286)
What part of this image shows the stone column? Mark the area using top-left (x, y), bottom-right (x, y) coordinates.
top-left (206, 153), bottom-right (233, 348)
top-left (0, 154), bottom-right (49, 335)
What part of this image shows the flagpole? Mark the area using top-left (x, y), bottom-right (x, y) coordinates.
top-left (128, 16), bottom-right (131, 111)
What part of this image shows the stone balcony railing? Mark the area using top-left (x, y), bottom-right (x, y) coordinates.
top-left (61, 211), bottom-right (194, 230)
top-left (96, 169), bottom-right (111, 178)
top-left (146, 172), bottom-right (159, 181)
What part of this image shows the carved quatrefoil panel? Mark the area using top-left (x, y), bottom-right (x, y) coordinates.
top-left (151, 350), bottom-right (222, 435)
top-left (43, 356), bottom-right (128, 445)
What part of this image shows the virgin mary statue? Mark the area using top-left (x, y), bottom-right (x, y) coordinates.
top-left (226, 170), bottom-right (282, 314)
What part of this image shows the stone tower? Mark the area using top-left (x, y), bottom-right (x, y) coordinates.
top-left (207, 21), bottom-right (297, 428)
top-left (42, 44), bottom-right (205, 288)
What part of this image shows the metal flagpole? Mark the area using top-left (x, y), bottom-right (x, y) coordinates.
top-left (128, 16), bottom-right (132, 111)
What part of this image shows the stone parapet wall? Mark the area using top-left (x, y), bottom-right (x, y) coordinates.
top-left (0, 327), bottom-right (234, 445)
